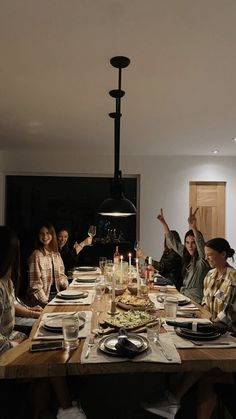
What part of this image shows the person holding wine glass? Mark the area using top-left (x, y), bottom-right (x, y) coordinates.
top-left (57, 227), bottom-right (92, 273)
top-left (87, 225), bottom-right (96, 245)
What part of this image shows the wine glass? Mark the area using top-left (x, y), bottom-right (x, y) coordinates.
top-left (88, 225), bottom-right (96, 246)
top-left (134, 240), bottom-right (140, 256)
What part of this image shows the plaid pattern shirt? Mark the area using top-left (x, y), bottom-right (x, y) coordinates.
top-left (202, 265), bottom-right (236, 330)
top-left (0, 272), bottom-right (15, 352)
top-left (27, 249), bottom-right (68, 305)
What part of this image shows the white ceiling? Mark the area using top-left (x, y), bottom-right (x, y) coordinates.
top-left (1, 0), bottom-right (236, 156)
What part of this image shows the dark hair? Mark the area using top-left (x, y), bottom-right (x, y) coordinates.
top-left (35, 222), bottom-right (58, 253)
top-left (164, 230), bottom-right (181, 251)
top-left (57, 227), bottom-right (70, 236)
top-left (182, 229), bottom-right (204, 276)
top-left (205, 238), bottom-right (235, 260)
top-left (0, 226), bottom-right (21, 293)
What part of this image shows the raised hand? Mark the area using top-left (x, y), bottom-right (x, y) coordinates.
top-left (188, 207), bottom-right (199, 229)
top-left (157, 208), bottom-right (166, 224)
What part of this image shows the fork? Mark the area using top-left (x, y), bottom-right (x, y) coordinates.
top-left (85, 335), bottom-right (95, 358)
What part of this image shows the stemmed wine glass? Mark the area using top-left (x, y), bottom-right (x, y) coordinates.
top-left (88, 225), bottom-right (96, 246)
top-left (134, 240), bottom-right (141, 256)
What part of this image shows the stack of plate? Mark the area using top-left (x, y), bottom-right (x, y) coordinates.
top-left (75, 275), bottom-right (97, 284)
top-left (98, 333), bottom-right (149, 357)
top-left (177, 296), bottom-right (191, 306)
top-left (43, 314), bottom-right (85, 333)
top-left (57, 290), bottom-right (88, 300)
top-left (74, 266), bottom-right (97, 272)
top-left (175, 327), bottom-right (221, 341)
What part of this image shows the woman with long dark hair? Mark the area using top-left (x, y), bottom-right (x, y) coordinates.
top-left (27, 222), bottom-right (68, 307)
top-left (157, 207), bottom-right (209, 303)
top-left (0, 226), bottom-right (27, 353)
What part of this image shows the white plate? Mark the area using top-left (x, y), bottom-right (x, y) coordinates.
top-left (75, 266), bottom-right (97, 272)
top-left (76, 275), bottom-right (97, 281)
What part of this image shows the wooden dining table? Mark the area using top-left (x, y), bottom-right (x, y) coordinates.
top-left (1, 282), bottom-right (236, 380)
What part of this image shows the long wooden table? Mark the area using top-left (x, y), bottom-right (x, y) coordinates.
top-left (1, 286), bottom-right (236, 379)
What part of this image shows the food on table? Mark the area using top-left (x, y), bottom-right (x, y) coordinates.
top-left (104, 310), bottom-right (157, 330)
top-left (115, 294), bottom-right (154, 309)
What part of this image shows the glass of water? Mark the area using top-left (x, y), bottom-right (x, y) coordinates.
top-left (164, 296), bottom-right (178, 319)
top-left (146, 319), bottom-right (161, 343)
top-left (62, 315), bottom-right (79, 350)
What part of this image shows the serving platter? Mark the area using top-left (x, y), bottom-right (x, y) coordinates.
top-left (99, 333), bottom-right (149, 357)
top-left (115, 294), bottom-right (155, 310)
top-left (104, 310), bottom-right (157, 330)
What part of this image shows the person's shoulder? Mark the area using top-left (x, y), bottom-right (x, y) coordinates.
top-left (226, 266), bottom-right (236, 284)
top-left (29, 249), bottom-right (43, 260)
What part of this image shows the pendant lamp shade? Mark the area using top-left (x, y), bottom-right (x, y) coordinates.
top-left (98, 56), bottom-right (136, 217)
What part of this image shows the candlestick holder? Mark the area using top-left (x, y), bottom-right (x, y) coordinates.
top-left (107, 300), bottom-right (118, 315)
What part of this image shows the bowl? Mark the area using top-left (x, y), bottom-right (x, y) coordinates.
top-left (127, 284), bottom-right (138, 295)
top-left (115, 285), bottom-right (127, 296)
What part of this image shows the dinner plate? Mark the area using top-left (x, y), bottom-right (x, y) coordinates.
top-left (99, 333), bottom-right (149, 357)
top-left (75, 276), bottom-right (97, 283)
top-left (175, 327), bottom-right (221, 341)
top-left (43, 314), bottom-right (85, 333)
top-left (74, 266), bottom-right (97, 272)
top-left (57, 290), bottom-right (88, 300)
top-left (177, 296), bottom-right (191, 306)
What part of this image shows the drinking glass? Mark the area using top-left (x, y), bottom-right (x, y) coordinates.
top-left (164, 296), bottom-right (178, 319)
top-left (88, 225), bottom-right (96, 238)
top-left (146, 319), bottom-right (161, 343)
top-left (99, 256), bottom-right (107, 275)
top-left (62, 316), bottom-right (79, 350)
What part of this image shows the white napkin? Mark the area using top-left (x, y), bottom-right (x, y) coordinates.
top-left (33, 311), bottom-right (92, 340)
top-left (81, 332), bottom-right (181, 364)
top-left (168, 330), bottom-right (236, 349)
top-left (48, 290), bottom-right (95, 305)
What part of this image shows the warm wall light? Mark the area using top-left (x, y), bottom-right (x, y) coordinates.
top-left (212, 150), bottom-right (220, 154)
top-left (98, 56), bottom-right (136, 217)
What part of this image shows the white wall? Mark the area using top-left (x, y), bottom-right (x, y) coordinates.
top-left (1, 151), bottom-right (236, 264)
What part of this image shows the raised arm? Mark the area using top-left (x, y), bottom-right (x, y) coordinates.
top-left (188, 207), bottom-right (206, 259)
top-left (156, 208), bottom-right (171, 235)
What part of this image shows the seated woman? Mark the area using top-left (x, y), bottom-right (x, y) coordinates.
top-left (27, 222), bottom-right (68, 307)
top-left (57, 227), bottom-right (92, 274)
top-left (157, 207), bottom-right (209, 303)
top-left (142, 237), bottom-right (236, 419)
top-left (0, 226), bottom-right (27, 354)
top-left (138, 230), bottom-right (183, 290)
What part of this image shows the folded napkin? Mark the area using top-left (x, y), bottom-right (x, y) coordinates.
top-left (48, 290), bottom-right (95, 306)
top-left (81, 332), bottom-right (181, 364)
top-left (115, 328), bottom-right (141, 358)
top-left (33, 311), bottom-right (92, 340)
top-left (166, 320), bottom-right (228, 335)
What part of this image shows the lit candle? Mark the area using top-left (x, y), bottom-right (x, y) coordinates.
top-left (120, 255), bottom-right (123, 284)
top-left (128, 253), bottom-right (132, 270)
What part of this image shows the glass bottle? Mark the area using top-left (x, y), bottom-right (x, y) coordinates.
top-left (113, 246), bottom-right (120, 264)
top-left (145, 256), bottom-right (154, 289)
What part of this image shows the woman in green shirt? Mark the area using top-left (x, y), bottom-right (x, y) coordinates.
top-left (157, 207), bottom-right (209, 303)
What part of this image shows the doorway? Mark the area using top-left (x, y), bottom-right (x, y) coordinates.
top-left (189, 181), bottom-right (226, 241)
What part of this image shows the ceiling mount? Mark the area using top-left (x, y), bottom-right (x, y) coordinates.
top-left (98, 56), bottom-right (136, 217)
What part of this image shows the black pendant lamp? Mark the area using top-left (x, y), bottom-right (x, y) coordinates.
top-left (98, 56), bottom-right (136, 217)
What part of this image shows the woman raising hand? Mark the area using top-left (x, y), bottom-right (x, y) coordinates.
top-left (157, 207), bottom-right (209, 303)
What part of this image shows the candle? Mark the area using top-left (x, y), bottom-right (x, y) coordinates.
top-left (128, 253), bottom-right (132, 270)
top-left (136, 257), bottom-right (140, 293)
top-left (112, 275), bottom-right (115, 302)
top-left (120, 255), bottom-right (123, 284)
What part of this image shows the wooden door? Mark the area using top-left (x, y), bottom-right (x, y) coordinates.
top-left (189, 181), bottom-right (226, 241)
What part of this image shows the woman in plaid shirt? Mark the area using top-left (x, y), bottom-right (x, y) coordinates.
top-left (27, 222), bottom-right (68, 307)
